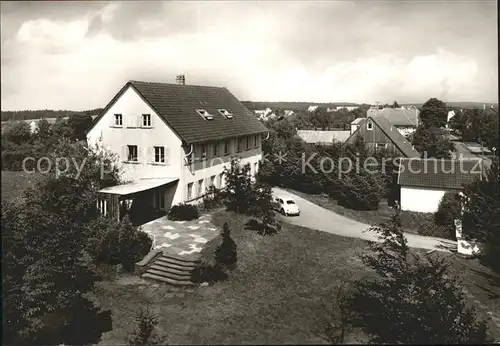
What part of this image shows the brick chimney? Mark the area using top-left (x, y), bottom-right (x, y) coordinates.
top-left (176, 75), bottom-right (185, 85)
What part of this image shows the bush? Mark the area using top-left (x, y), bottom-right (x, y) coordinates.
top-left (434, 192), bottom-right (461, 231)
top-left (167, 203), bottom-right (199, 221)
top-left (215, 223), bottom-right (237, 268)
top-left (202, 185), bottom-right (224, 211)
top-left (128, 305), bottom-right (164, 345)
top-left (88, 215), bottom-right (153, 271)
top-left (338, 172), bottom-right (385, 211)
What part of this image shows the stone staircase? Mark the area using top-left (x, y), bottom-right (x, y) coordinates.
top-left (141, 252), bottom-right (200, 286)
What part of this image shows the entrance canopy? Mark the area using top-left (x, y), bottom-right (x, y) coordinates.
top-left (98, 178), bottom-right (178, 196)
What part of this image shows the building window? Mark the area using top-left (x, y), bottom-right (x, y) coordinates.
top-left (196, 109), bottom-right (214, 120)
top-left (154, 146), bottom-right (165, 163)
top-left (201, 144), bottom-right (207, 160)
top-left (187, 183), bottom-right (193, 200)
top-left (197, 179), bottom-right (204, 197)
top-left (142, 114), bottom-right (151, 127)
top-left (367, 121), bottom-right (373, 130)
top-left (97, 199), bottom-right (107, 216)
top-left (210, 175), bottom-right (215, 187)
top-left (213, 142), bottom-right (218, 157)
top-left (254, 135), bottom-right (258, 148)
top-left (156, 190), bottom-right (165, 209)
top-left (224, 140), bottom-right (230, 155)
top-left (127, 145), bottom-right (138, 161)
top-left (218, 109), bottom-right (233, 119)
top-left (237, 138), bottom-right (242, 152)
top-left (246, 136), bottom-right (250, 150)
top-left (114, 114), bottom-right (122, 126)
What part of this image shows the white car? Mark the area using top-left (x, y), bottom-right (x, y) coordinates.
top-left (274, 196), bottom-right (300, 216)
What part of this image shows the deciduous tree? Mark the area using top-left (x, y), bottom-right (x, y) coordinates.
top-left (419, 97), bottom-right (448, 128)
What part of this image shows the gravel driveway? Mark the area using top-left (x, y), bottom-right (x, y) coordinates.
top-left (272, 187), bottom-right (457, 252)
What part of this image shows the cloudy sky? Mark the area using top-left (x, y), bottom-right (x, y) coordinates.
top-left (1, 1), bottom-right (497, 111)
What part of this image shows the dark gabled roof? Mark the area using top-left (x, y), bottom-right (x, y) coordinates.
top-left (367, 107), bottom-right (419, 127)
top-left (344, 116), bottom-right (420, 158)
top-left (88, 80), bottom-right (269, 144)
top-left (397, 158), bottom-right (490, 190)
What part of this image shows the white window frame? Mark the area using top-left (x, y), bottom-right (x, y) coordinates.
top-left (114, 114), bottom-right (122, 126)
top-left (196, 109), bottom-right (214, 120)
top-left (154, 146), bottom-right (165, 163)
top-left (127, 145), bottom-right (138, 162)
top-left (197, 179), bottom-right (204, 197)
top-left (142, 114), bottom-right (152, 127)
top-left (218, 109), bottom-right (233, 119)
top-left (367, 121), bottom-right (373, 130)
top-left (97, 198), bottom-right (107, 216)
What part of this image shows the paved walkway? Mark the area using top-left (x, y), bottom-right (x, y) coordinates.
top-left (140, 214), bottom-right (219, 257)
top-left (272, 187), bottom-right (457, 252)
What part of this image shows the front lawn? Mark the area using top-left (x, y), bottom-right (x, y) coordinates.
top-left (281, 187), bottom-right (435, 235)
top-left (90, 211), bottom-right (500, 344)
top-left (91, 211), bottom-right (373, 344)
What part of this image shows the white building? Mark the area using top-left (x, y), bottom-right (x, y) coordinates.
top-left (397, 158), bottom-right (489, 213)
top-left (86, 77), bottom-right (269, 222)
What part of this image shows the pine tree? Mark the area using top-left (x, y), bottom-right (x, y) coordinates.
top-left (215, 223), bottom-right (237, 267)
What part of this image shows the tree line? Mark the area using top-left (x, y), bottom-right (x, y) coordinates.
top-left (1, 114), bottom-right (94, 170)
top-left (1, 108), bottom-right (103, 122)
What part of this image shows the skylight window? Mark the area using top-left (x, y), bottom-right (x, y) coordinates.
top-left (196, 109), bottom-right (213, 120)
top-left (218, 109), bottom-right (233, 119)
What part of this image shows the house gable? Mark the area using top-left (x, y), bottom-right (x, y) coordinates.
top-left (86, 84), bottom-right (183, 182)
top-left (344, 116), bottom-right (420, 158)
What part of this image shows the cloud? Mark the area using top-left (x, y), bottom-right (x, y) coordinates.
top-left (0, 1), bottom-right (497, 110)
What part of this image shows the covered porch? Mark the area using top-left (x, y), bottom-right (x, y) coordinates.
top-left (97, 178), bottom-right (179, 226)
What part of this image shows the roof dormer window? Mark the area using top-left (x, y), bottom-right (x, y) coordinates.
top-left (218, 109), bottom-right (233, 119)
top-left (196, 109), bottom-right (213, 120)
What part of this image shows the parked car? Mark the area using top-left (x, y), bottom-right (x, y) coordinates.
top-left (274, 196), bottom-right (300, 216)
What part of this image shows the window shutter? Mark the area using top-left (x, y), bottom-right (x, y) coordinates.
top-left (136, 145), bottom-right (140, 162)
top-left (122, 145), bottom-right (128, 161)
top-left (147, 146), bottom-right (153, 163)
top-left (136, 114), bottom-right (142, 127)
top-left (164, 147), bottom-right (170, 165)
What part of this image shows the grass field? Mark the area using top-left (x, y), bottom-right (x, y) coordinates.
top-left (90, 210), bottom-right (500, 344)
top-left (1, 170), bottom-right (41, 201)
